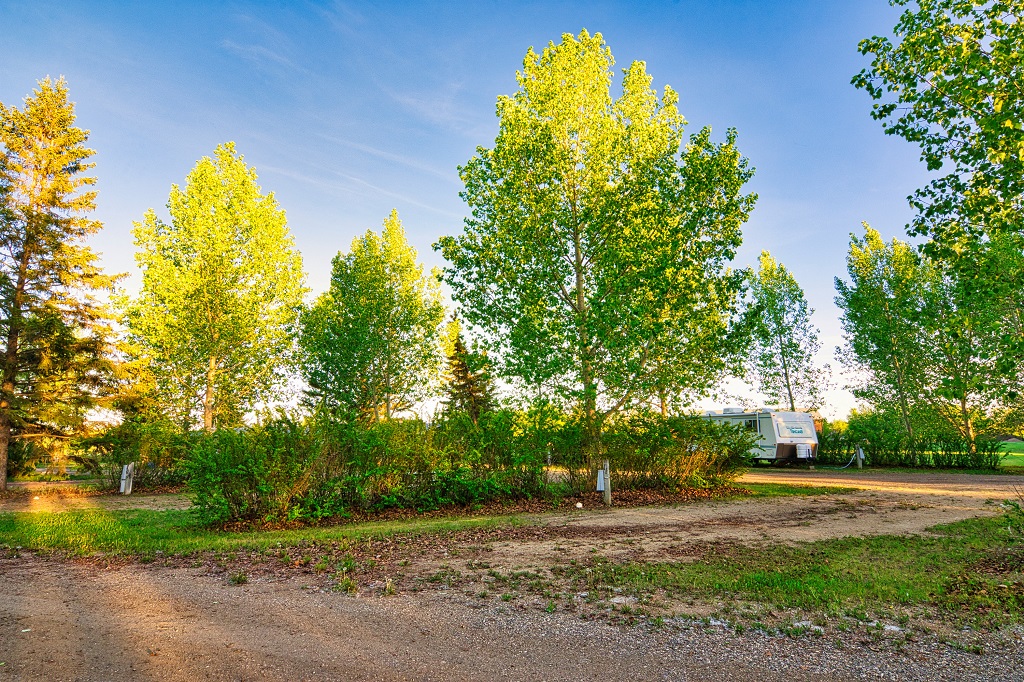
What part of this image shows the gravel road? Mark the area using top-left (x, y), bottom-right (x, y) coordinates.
top-left (1, 556), bottom-right (1021, 682)
top-left (1, 469), bottom-right (1023, 680)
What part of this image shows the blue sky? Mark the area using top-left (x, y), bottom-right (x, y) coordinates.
top-left (1, 1), bottom-right (931, 417)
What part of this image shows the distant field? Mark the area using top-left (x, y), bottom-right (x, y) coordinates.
top-left (999, 442), bottom-right (1024, 469)
top-left (1002, 453), bottom-right (1024, 468)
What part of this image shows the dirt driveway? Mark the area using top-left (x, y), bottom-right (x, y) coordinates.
top-left (414, 468), bottom-right (1022, 572)
top-left (1, 470), bottom-right (1023, 681)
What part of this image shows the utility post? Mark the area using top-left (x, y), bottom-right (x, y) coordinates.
top-left (602, 459), bottom-right (611, 506)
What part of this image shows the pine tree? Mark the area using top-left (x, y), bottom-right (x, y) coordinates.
top-left (442, 319), bottom-right (494, 424)
top-left (0, 78), bottom-right (118, 489)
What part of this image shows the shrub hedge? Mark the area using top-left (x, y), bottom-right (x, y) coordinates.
top-left (174, 408), bottom-right (755, 524)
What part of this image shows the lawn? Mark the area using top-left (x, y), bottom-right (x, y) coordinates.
top-left (1, 481), bottom-right (1020, 628)
top-left (536, 514), bottom-right (1024, 627)
top-left (1000, 441), bottom-right (1024, 469)
top-left (0, 482), bottom-right (845, 557)
top-left (0, 507), bottom-right (528, 556)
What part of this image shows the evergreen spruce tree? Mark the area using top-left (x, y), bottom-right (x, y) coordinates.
top-left (0, 78), bottom-right (117, 489)
top-left (442, 319), bottom-right (494, 424)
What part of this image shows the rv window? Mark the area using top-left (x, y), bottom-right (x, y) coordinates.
top-left (743, 419), bottom-right (757, 432)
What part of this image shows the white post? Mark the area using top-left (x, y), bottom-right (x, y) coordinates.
top-left (120, 462), bottom-right (135, 495)
top-left (602, 459), bottom-right (611, 506)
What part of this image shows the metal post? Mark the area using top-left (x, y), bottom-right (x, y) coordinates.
top-left (602, 459), bottom-right (611, 506)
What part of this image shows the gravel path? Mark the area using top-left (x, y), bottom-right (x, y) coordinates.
top-left (2, 469), bottom-right (1024, 680)
top-left (739, 468), bottom-right (1024, 500)
top-left (1, 556), bottom-right (1021, 682)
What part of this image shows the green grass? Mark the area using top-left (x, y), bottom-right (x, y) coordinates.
top-left (739, 482), bottom-right (855, 498)
top-left (997, 442), bottom-right (1024, 472)
top-left (0, 483), bottom-right (848, 556)
top-left (0, 508), bottom-right (526, 556)
top-left (1000, 441), bottom-right (1024, 455)
top-left (553, 515), bottom-right (1024, 624)
top-left (2, 483), bottom-right (1021, 625)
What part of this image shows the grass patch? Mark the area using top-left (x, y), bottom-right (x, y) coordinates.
top-left (553, 515), bottom-right (1024, 626)
top-left (1000, 446), bottom-right (1024, 471)
top-left (1000, 441), bottom-right (1024, 455)
top-left (739, 482), bottom-right (855, 498)
top-left (0, 481), bottom-right (845, 557)
top-left (0, 508), bottom-right (527, 557)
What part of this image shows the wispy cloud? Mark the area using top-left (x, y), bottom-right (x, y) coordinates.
top-left (312, 0), bottom-right (365, 39)
top-left (382, 85), bottom-right (484, 134)
top-left (260, 163), bottom-right (462, 219)
top-left (221, 39), bottom-right (298, 70)
top-left (332, 170), bottom-right (462, 218)
top-left (318, 134), bottom-right (458, 184)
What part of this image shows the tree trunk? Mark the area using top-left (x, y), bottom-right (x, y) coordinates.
top-left (203, 355), bottom-right (216, 432)
top-left (883, 300), bottom-right (916, 442)
top-left (573, 218), bottom-right (599, 469)
top-left (776, 329), bottom-right (796, 411)
top-left (0, 414), bottom-right (9, 492)
top-left (0, 247), bottom-right (32, 490)
top-left (960, 395), bottom-right (977, 454)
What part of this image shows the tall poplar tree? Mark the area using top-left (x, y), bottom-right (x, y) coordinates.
top-left (127, 143), bottom-right (306, 431)
top-left (744, 252), bottom-right (827, 411)
top-left (836, 225), bottom-right (1004, 444)
top-left (854, 0), bottom-right (1024, 404)
top-left (835, 226), bottom-right (928, 439)
top-left (300, 210), bottom-right (444, 421)
top-left (437, 30), bottom-right (755, 454)
top-left (0, 78), bottom-right (117, 488)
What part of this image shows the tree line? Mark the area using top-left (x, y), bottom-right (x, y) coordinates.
top-left (1, 9), bottom-right (1022, 489)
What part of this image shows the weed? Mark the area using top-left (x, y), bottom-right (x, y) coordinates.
top-left (334, 576), bottom-right (357, 594)
top-left (229, 571), bottom-right (248, 585)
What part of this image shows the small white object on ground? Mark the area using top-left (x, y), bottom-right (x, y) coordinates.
top-left (575, 502), bottom-right (583, 509)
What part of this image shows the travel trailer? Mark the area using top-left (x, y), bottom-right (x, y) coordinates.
top-left (704, 408), bottom-right (818, 463)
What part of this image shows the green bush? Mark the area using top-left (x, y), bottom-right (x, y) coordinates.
top-left (184, 417), bottom-right (325, 524)
top-left (80, 418), bottom-right (190, 489)
top-left (816, 419), bottom-right (853, 465)
top-left (304, 411), bottom-right (548, 514)
top-left (183, 406), bottom-right (760, 525)
top-left (603, 412), bottom-right (756, 490)
top-left (817, 411), bottom-right (1001, 469)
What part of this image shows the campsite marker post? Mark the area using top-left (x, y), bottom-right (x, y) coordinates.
top-left (602, 459), bottom-right (611, 506)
